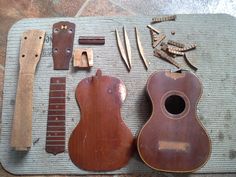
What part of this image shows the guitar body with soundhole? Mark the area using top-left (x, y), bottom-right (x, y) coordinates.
top-left (137, 70), bottom-right (211, 172)
top-left (68, 69), bottom-right (134, 171)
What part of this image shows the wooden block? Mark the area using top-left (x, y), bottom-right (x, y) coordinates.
top-left (11, 29), bottom-right (45, 151)
top-left (73, 48), bottom-right (93, 68)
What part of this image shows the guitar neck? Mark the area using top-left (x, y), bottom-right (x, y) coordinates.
top-left (11, 30), bottom-right (45, 151)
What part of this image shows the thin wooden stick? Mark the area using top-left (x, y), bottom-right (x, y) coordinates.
top-left (147, 25), bottom-right (161, 34)
top-left (115, 29), bottom-right (130, 71)
top-left (123, 26), bottom-right (132, 69)
top-left (135, 27), bottom-right (149, 70)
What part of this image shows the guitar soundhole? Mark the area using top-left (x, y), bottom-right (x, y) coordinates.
top-left (165, 95), bottom-right (185, 115)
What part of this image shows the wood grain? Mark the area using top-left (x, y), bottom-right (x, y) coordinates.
top-left (123, 26), bottom-right (132, 69)
top-left (11, 30), bottom-right (45, 151)
top-left (137, 70), bottom-right (211, 172)
top-left (73, 48), bottom-right (93, 68)
top-left (135, 27), bottom-right (149, 69)
top-left (115, 29), bottom-right (130, 71)
top-left (68, 69), bottom-right (134, 171)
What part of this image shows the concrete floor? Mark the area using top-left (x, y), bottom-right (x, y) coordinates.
top-left (0, 0), bottom-right (236, 176)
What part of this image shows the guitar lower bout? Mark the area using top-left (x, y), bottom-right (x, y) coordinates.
top-left (137, 70), bottom-right (211, 173)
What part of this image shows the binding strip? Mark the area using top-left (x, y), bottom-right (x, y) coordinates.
top-left (45, 77), bottom-right (66, 155)
top-left (184, 53), bottom-right (198, 71)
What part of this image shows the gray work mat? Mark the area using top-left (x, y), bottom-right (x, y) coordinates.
top-left (0, 15), bottom-right (236, 175)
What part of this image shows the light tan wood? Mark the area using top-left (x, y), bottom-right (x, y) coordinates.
top-left (158, 141), bottom-right (190, 151)
top-left (135, 27), bottom-right (149, 69)
top-left (147, 25), bottom-right (161, 34)
top-left (11, 30), bottom-right (45, 151)
top-left (73, 48), bottom-right (93, 68)
top-left (123, 26), bottom-right (132, 68)
top-left (115, 29), bottom-right (130, 71)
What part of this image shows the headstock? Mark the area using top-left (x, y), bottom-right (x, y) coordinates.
top-left (19, 30), bottom-right (45, 73)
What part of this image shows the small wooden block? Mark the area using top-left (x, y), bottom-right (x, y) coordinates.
top-left (73, 48), bottom-right (93, 68)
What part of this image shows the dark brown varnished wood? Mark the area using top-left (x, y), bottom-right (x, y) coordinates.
top-left (68, 69), bottom-right (134, 171)
top-left (45, 77), bottom-right (66, 155)
top-left (52, 21), bottom-right (75, 70)
top-left (137, 70), bottom-right (211, 173)
top-left (78, 36), bottom-right (105, 45)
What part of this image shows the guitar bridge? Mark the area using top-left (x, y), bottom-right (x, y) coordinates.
top-left (158, 140), bottom-right (190, 152)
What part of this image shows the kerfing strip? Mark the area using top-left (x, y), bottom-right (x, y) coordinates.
top-left (152, 15), bottom-right (176, 23)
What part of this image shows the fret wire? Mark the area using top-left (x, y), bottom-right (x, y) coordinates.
top-left (48, 109), bottom-right (65, 111)
top-left (48, 120), bottom-right (65, 122)
top-left (46, 135), bottom-right (65, 138)
top-left (49, 90), bottom-right (65, 92)
top-left (50, 83), bottom-right (66, 85)
top-left (47, 114), bottom-right (65, 116)
top-left (46, 140), bottom-right (65, 142)
top-left (48, 103), bottom-right (65, 105)
top-left (49, 97), bottom-right (66, 99)
top-left (49, 96), bottom-right (66, 99)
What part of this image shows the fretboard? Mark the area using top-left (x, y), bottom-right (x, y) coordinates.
top-left (45, 77), bottom-right (66, 155)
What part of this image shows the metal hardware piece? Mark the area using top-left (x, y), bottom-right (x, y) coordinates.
top-left (154, 49), bottom-right (181, 68)
top-left (135, 27), bottom-right (149, 69)
top-left (52, 21), bottom-right (75, 70)
top-left (152, 15), bottom-right (176, 24)
top-left (73, 48), bottom-right (93, 68)
top-left (79, 36), bottom-right (105, 45)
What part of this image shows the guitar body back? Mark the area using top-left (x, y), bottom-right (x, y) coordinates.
top-left (68, 70), bottom-right (134, 171)
top-left (137, 70), bottom-right (211, 172)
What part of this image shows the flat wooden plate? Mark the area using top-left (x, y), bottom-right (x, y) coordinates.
top-left (1, 15), bottom-right (236, 175)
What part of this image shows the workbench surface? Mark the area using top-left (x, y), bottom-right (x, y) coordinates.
top-left (1, 15), bottom-right (236, 175)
